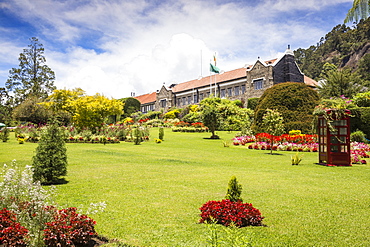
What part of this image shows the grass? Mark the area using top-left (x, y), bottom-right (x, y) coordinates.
top-left (1, 128), bottom-right (370, 246)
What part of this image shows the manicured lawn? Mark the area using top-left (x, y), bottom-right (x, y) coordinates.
top-left (1, 128), bottom-right (370, 246)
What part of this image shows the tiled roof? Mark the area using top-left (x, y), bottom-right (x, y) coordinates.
top-left (135, 92), bottom-right (156, 104)
top-left (304, 75), bottom-right (318, 87)
top-left (172, 68), bottom-right (246, 93)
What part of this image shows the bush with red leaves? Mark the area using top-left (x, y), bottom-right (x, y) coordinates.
top-left (44, 207), bottom-right (97, 246)
top-left (199, 199), bottom-right (264, 227)
top-left (0, 208), bottom-right (28, 246)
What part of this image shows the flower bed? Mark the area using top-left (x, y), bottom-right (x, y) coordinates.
top-left (199, 199), bottom-right (264, 227)
top-left (235, 133), bottom-right (370, 164)
top-left (248, 142), bottom-right (318, 152)
top-left (351, 142), bottom-right (370, 164)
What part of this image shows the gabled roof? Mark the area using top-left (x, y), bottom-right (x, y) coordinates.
top-left (246, 59), bottom-right (277, 70)
top-left (135, 92), bottom-right (156, 104)
top-left (172, 68), bottom-right (246, 93)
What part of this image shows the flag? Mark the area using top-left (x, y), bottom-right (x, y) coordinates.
top-left (210, 63), bottom-right (220, 73)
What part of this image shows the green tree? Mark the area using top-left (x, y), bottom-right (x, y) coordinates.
top-left (42, 89), bottom-right (123, 131)
top-left (318, 68), bottom-right (365, 98)
top-left (0, 88), bottom-right (12, 125)
top-left (200, 97), bottom-right (221, 139)
top-left (5, 37), bottom-right (56, 105)
top-left (12, 96), bottom-right (52, 124)
top-left (262, 109), bottom-right (285, 154)
top-left (69, 94), bottom-right (123, 131)
top-left (120, 97), bottom-right (140, 118)
top-left (32, 121), bottom-right (67, 184)
top-left (345, 0), bottom-right (370, 23)
top-left (357, 53), bottom-right (370, 83)
top-left (41, 88), bottom-right (85, 113)
top-left (225, 176), bottom-right (243, 202)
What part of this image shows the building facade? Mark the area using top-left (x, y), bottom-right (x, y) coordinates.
top-left (135, 48), bottom-right (317, 113)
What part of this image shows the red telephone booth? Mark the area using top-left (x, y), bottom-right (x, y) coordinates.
top-left (318, 110), bottom-right (351, 166)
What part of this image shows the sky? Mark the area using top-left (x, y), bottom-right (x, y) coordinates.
top-left (0, 0), bottom-right (354, 99)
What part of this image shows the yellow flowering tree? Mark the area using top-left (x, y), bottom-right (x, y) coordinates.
top-left (41, 88), bottom-right (123, 131)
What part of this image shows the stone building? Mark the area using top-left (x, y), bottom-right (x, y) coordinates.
top-left (135, 48), bottom-right (317, 113)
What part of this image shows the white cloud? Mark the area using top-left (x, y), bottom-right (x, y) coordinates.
top-left (0, 0), bottom-right (353, 97)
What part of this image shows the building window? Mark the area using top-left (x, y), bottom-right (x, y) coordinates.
top-left (194, 94), bottom-right (198, 103)
top-left (235, 86), bottom-right (239, 96)
top-left (254, 79), bottom-right (263, 90)
top-left (227, 87), bottom-right (232, 97)
top-left (221, 89), bottom-right (226, 98)
top-left (182, 97), bottom-right (186, 105)
top-left (141, 106), bottom-right (145, 112)
top-left (241, 84), bottom-right (246, 94)
top-left (187, 96), bottom-right (192, 104)
top-left (200, 93), bottom-right (204, 101)
top-left (161, 99), bottom-right (167, 108)
top-left (206, 92), bottom-right (210, 98)
top-left (177, 98), bottom-right (181, 106)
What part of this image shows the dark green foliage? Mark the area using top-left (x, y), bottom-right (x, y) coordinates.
top-left (12, 96), bottom-right (52, 124)
top-left (0, 127), bottom-right (10, 142)
top-left (159, 127), bottom-right (164, 140)
top-left (247, 98), bottom-right (259, 110)
top-left (349, 107), bottom-right (370, 138)
top-left (120, 97), bottom-right (141, 118)
top-left (294, 18), bottom-right (370, 81)
top-left (318, 67), bottom-right (365, 98)
top-left (225, 176), bottom-right (243, 202)
top-left (0, 88), bottom-right (12, 125)
top-left (350, 129), bottom-right (368, 143)
top-left (32, 122), bottom-right (67, 184)
top-left (253, 83), bottom-right (320, 134)
top-left (200, 97), bottom-right (221, 139)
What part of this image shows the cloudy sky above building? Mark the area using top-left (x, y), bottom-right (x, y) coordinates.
top-left (0, 0), bottom-right (353, 98)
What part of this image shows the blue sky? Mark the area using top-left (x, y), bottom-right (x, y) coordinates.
top-left (0, 0), bottom-right (353, 98)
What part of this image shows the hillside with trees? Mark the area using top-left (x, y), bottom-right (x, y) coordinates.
top-left (294, 17), bottom-right (370, 83)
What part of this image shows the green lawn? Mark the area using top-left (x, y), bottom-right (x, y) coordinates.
top-left (1, 128), bottom-right (370, 246)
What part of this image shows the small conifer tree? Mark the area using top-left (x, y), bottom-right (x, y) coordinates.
top-left (159, 126), bottom-right (164, 140)
top-left (32, 121), bottom-right (67, 184)
top-left (1, 127), bottom-right (10, 142)
top-left (225, 176), bottom-right (243, 202)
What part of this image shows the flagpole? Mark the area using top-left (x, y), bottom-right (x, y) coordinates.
top-left (214, 53), bottom-right (217, 96)
top-left (209, 59), bottom-right (212, 96)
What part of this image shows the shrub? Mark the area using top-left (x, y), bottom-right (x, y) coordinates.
top-left (351, 130), bottom-right (367, 143)
top-left (164, 109), bottom-right (181, 119)
top-left (32, 121), bottom-right (67, 184)
top-left (247, 97), bottom-right (259, 110)
top-left (225, 176), bottom-right (243, 202)
top-left (350, 107), bottom-right (370, 138)
top-left (0, 161), bottom-right (56, 246)
top-left (140, 111), bottom-right (162, 120)
top-left (159, 127), bottom-right (164, 140)
top-left (44, 207), bottom-right (97, 247)
top-left (353, 91), bottom-right (370, 107)
top-left (253, 82), bottom-right (320, 134)
top-left (0, 127), bottom-right (10, 142)
top-left (0, 208), bottom-right (29, 246)
top-left (199, 199), bottom-right (264, 227)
